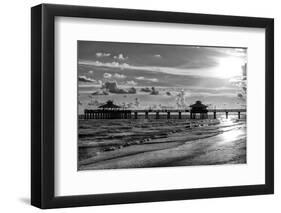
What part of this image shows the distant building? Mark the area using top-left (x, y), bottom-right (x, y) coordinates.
top-left (189, 101), bottom-right (208, 119)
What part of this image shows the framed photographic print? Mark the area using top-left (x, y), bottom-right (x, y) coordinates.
top-left (31, 4), bottom-right (274, 209)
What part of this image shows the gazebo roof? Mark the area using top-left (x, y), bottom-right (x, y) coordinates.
top-left (98, 100), bottom-right (121, 109)
top-left (189, 101), bottom-right (208, 108)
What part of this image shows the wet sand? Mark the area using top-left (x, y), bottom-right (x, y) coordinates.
top-left (78, 118), bottom-right (246, 170)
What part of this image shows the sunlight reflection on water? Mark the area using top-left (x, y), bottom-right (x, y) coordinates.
top-left (217, 118), bottom-right (246, 144)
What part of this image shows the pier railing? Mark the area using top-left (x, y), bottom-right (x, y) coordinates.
top-left (79, 108), bottom-right (246, 120)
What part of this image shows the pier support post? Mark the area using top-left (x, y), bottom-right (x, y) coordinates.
top-left (134, 112), bottom-right (138, 119)
top-left (213, 112), bottom-right (216, 119)
top-left (226, 112), bottom-right (228, 119)
top-left (156, 112), bottom-right (160, 119)
top-left (167, 112), bottom-right (170, 119)
top-left (145, 111), bottom-right (149, 119)
top-left (178, 112), bottom-right (182, 119)
top-left (204, 113), bottom-right (208, 119)
top-left (238, 112), bottom-right (241, 119)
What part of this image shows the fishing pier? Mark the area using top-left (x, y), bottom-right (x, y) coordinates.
top-left (81, 108), bottom-right (246, 120)
top-left (80, 101), bottom-right (246, 120)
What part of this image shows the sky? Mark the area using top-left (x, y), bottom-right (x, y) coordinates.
top-left (77, 41), bottom-right (247, 109)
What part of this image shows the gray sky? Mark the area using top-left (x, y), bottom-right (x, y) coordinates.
top-left (77, 41), bottom-right (247, 106)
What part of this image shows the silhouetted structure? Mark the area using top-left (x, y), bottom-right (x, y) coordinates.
top-left (98, 100), bottom-right (121, 109)
top-left (190, 101), bottom-right (208, 119)
top-left (84, 100), bottom-right (132, 119)
top-left (82, 100), bottom-right (245, 120)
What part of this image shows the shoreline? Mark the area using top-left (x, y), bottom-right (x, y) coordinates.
top-left (78, 118), bottom-right (246, 170)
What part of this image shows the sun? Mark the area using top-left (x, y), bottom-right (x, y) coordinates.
top-left (213, 57), bottom-right (244, 79)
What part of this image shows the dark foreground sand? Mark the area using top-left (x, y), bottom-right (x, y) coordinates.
top-left (78, 118), bottom-right (246, 170)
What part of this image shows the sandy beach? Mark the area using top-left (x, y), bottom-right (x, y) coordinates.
top-left (78, 117), bottom-right (246, 170)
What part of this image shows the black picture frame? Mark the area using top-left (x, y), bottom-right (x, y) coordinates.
top-left (31, 3), bottom-right (274, 209)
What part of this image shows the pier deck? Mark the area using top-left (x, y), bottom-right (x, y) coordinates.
top-left (81, 108), bottom-right (246, 120)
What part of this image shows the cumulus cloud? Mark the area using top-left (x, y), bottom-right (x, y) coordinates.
top-left (140, 87), bottom-right (152, 93)
top-left (150, 87), bottom-right (159, 95)
top-left (103, 73), bottom-right (112, 79)
top-left (136, 76), bottom-right (158, 82)
top-left (103, 72), bottom-right (126, 79)
top-left (101, 81), bottom-right (136, 94)
top-left (114, 53), bottom-right (127, 60)
top-left (96, 52), bottom-right (111, 57)
top-left (126, 80), bottom-right (138, 86)
top-left (78, 75), bottom-right (96, 83)
top-left (114, 73), bottom-right (126, 79)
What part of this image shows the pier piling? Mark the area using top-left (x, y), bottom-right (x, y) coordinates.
top-left (145, 111), bottom-right (149, 119)
top-left (156, 112), bottom-right (160, 119)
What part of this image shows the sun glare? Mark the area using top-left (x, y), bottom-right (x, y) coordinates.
top-left (213, 57), bottom-right (244, 79)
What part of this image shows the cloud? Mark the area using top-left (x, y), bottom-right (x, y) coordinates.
top-left (219, 48), bottom-right (247, 58)
top-left (88, 70), bottom-right (94, 74)
top-left (135, 76), bottom-right (145, 80)
top-left (237, 93), bottom-right (243, 98)
top-left (103, 73), bottom-right (112, 78)
top-left (136, 76), bottom-right (159, 82)
top-left (150, 87), bottom-right (159, 95)
top-left (78, 75), bottom-right (96, 83)
top-left (78, 84), bottom-right (97, 88)
top-left (114, 53), bottom-right (127, 60)
top-left (103, 72), bottom-right (126, 79)
top-left (148, 78), bottom-right (158, 82)
top-left (114, 73), bottom-right (126, 79)
top-left (78, 59), bottom-right (221, 77)
top-left (126, 80), bottom-right (138, 86)
top-left (102, 81), bottom-right (136, 94)
top-left (85, 60), bottom-right (130, 70)
top-left (98, 80), bottom-right (103, 86)
top-left (154, 54), bottom-right (161, 58)
top-left (96, 52), bottom-right (111, 57)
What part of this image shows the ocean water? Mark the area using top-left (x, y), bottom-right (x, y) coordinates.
top-left (78, 117), bottom-right (246, 170)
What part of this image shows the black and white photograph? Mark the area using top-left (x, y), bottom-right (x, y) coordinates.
top-left (77, 41), bottom-right (247, 170)
top-left (28, 2), bottom-right (274, 210)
